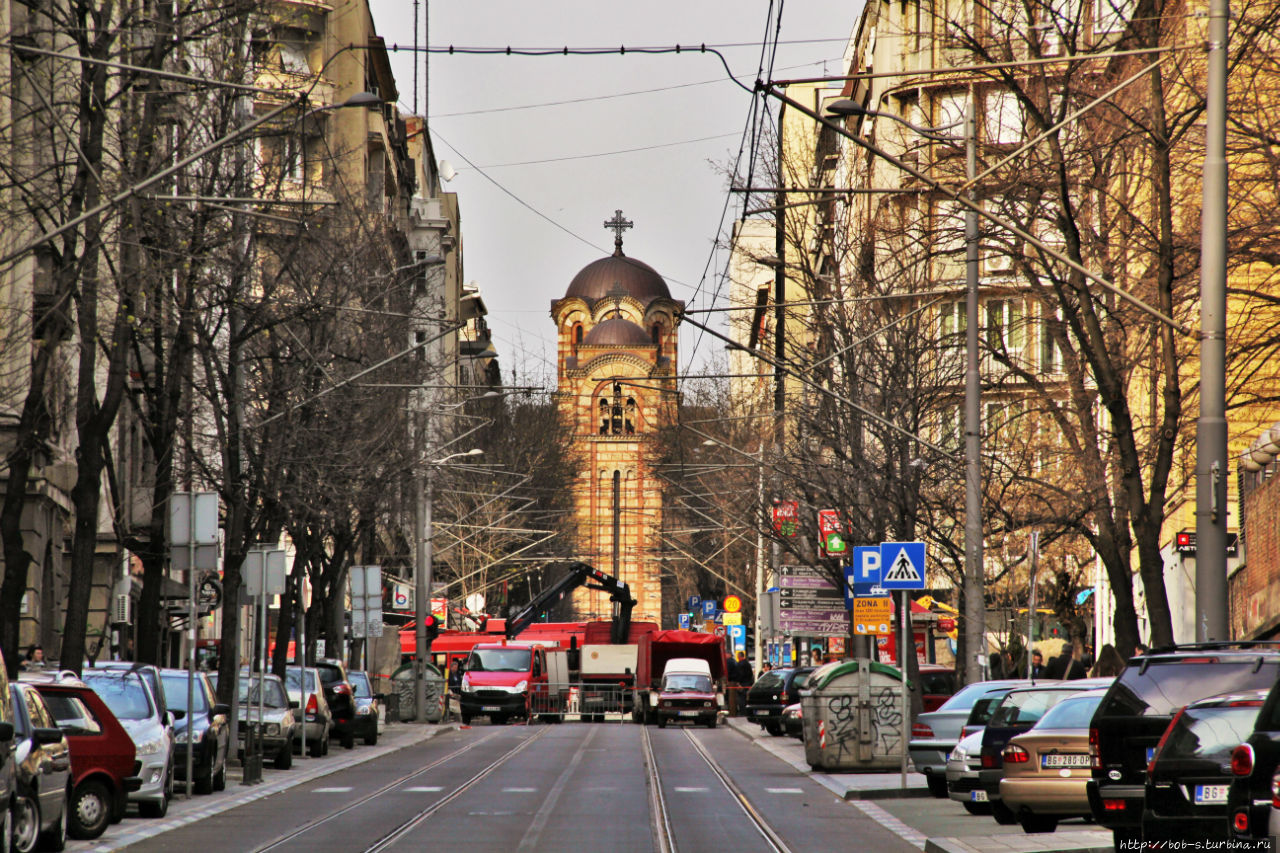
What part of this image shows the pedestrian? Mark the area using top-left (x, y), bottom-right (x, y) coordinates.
top-left (22, 645), bottom-right (44, 671)
top-left (761, 661), bottom-right (772, 674)
top-left (989, 652), bottom-right (1006, 679)
top-left (1134, 642), bottom-right (1149, 656)
top-left (1090, 643), bottom-right (1126, 678)
top-left (1030, 650), bottom-right (1046, 678)
top-left (1056, 643), bottom-right (1087, 679)
top-left (730, 650), bottom-right (754, 715)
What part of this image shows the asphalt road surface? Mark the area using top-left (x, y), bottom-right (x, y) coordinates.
top-left (117, 722), bottom-right (920, 853)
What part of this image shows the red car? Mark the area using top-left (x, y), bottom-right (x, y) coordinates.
top-left (20, 674), bottom-right (140, 840)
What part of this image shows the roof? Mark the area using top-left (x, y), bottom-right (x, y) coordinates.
top-left (582, 317), bottom-right (652, 347)
top-left (564, 252), bottom-right (670, 305)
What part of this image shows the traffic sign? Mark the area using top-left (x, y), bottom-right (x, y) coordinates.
top-left (880, 541), bottom-right (926, 589)
top-left (818, 510), bottom-right (847, 556)
top-left (851, 546), bottom-right (882, 595)
top-left (678, 613), bottom-right (691, 630)
top-left (722, 612), bottom-right (742, 625)
top-left (853, 595), bottom-right (893, 625)
top-left (688, 595), bottom-right (701, 612)
top-left (723, 594), bottom-right (742, 613)
top-left (701, 599), bottom-right (717, 618)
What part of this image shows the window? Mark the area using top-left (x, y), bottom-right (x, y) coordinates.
top-left (940, 300), bottom-right (966, 350)
top-left (1093, 0), bottom-right (1133, 35)
top-left (939, 406), bottom-right (963, 451)
top-left (984, 91), bottom-right (1022, 146)
top-left (934, 200), bottom-right (967, 257)
top-left (985, 298), bottom-right (1025, 355)
top-left (597, 383), bottom-right (638, 436)
top-left (1040, 310), bottom-right (1063, 374)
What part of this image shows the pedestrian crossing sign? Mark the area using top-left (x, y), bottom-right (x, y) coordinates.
top-left (879, 541), bottom-right (925, 589)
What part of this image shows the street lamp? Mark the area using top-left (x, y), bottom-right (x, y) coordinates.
top-left (415, 445), bottom-right (484, 723)
top-left (827, 97), bottom-right (986, 685)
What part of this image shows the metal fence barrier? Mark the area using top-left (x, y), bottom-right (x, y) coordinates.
top-left (527, 681), bottom-right (633, 723)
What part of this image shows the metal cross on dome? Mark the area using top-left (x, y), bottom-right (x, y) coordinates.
top-left (604, 209), bottom-right (633, 254)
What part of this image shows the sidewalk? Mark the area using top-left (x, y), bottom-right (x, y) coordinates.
top-left (722, 715), bottom-right (1113, 853)
top-left (72, 722), bottom-right (449, 853)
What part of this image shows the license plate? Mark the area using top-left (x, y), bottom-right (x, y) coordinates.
top-left (482, 706), bottom-right (502, 712)
top-left (759, 709), bottom-right (776, 715)
top-left (1194, 784), bottom-right (1229, 804)
top-left (678, 710), bottom-right (699, 717)
top-left (1041, 753), bottom-right (1090, 769)
top-left (970, 789), bottom-right (988, 802)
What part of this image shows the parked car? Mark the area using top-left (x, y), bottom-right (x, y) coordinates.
top-left (911, 680), bottom-right (1035, 798)
top-left (0, 651), bottom-right (16, 852)
top-left (1138, 689), bottom-right (1265, 842)
top-left (745, 667), bottom-right (814, 736)
top-left (210, 671), bottom-right (299, 770)
top-left (918, 663), bottom-right (960, 712)
top-left (998, 687), bottom-right (1109, 834)
top-left (979, 678), bottom-right (1114, 824)
top-left (347, 671), bottom-right (381, 746)
top-left (315, 659), bottom-right (357, 750)
top-left (158, 669), bottom-right (229, 795)
top-left (9, 681), bottom-right (70, 852)
top-left (781, 702), bottom-right (803, 739)
top-left (947, 729), bottom-right (990, 814)
top-left (284, 666), bottom-right (332, 757)
top-left (80, 669), bottom-right (173, 818)
top-left (21, 674), bottom-right (139, 840)
top-left (1229, 676), bottom-right (1280, 841)
top-left (1088, 643), bottom-right (1280, 849)
top-left (90, 663), bottom-right (170, 732)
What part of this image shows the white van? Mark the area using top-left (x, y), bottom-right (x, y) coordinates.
top-left (656, 658), bottom-right (719, 728)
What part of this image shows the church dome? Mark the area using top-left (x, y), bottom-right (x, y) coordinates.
top-left (564, 252), bottom-right (671, 305)
top-left (582, 317), bottom-right (653, 347)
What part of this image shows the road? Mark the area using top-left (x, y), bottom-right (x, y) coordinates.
top-left (97, 722), bottom-right (920, 853)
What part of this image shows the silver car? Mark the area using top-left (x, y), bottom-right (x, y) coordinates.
top-left (81, 670), bottom-right (173, 818)
top-left (9, 682), bottom-right (71, 852)
top-left (211, 671), bottom-right (299, 769)
top-left (283, 667), bottom-right (331, 757)
top-left (946, 729), bottom-right (990, 814)
top-left (911, 680), bottom-right (1036, 797)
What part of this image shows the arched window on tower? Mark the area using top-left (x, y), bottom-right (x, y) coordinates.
top-left (599, 398), bottom-right (610, 434)
top-left (596, 382), bottom-right (640, 436)
top-left (624, 398), bottom-right (636, 434)
top-left (573, 322), bottom-right (583, 355)
top-left (651, 322), bottom-right (662, 356)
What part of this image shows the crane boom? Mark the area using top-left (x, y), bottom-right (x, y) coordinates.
top-left (505, 561), bottom-right (636, 644)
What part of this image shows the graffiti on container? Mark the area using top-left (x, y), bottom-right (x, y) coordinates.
top-left (820, 686), bottom-right (904, 761)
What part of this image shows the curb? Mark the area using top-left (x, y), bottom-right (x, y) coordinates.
top-left (79, 723), bottom-right (450, 853)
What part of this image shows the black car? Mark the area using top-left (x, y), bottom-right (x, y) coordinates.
top-left (1228, 675), bottom-right (1280, 841)
top-left (315, 659), bottom-right (357, 750)
top-left (1143, 689), bottom-right (1267, 843)
top-left (158, 670), bottom-right (230, 795)
top-left (978, 679), bottom-right (1113, 824)
top-left (347, 671), bottom-right (380, 746)
top-left (1088, 643), bottom-right (1280, 849)
top-left (9, 682), bottom-right (71, 852)
top-left (745, 667), bottom-right (814, 735)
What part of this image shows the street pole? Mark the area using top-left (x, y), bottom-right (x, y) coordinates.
top-left (1196, 0), bottom-right (1229, 641)
top-left (754, 447), bottom-right (766, 672)
top-left (1027, 531), bottom-right (1039, 679)
top-left (963, 97), bottom-right (986, 682)
top-left (414, 440), bottom-right (432, 723)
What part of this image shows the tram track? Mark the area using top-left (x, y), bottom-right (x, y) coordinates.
top-left (642, 724), bottom-right (793, 853)
top-left (248, 727), bottom-right (548, 853)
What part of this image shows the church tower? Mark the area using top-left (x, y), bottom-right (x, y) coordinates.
top-left (550, 212), bottom-right (682, 623)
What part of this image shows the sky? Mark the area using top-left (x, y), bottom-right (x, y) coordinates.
top-left (365, 1), bottom-right (859, 389)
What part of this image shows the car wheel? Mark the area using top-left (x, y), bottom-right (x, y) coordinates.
top-left (321, 733), bottom-right (330, 756)
top-left (991, 800), bottom-right (1017, 826)
top-left (36, 796), bottom-right (65, 852)
top-left (275, 739), bottom-right (294, 770)
top-left (11, 792), bottom-right (39, 853)
top-left (461, 712), bottom-right (471, 725)
top-left (961, 801), bottom-right (992, 816)
top-left (657, 716), bottom-right (667, 729)
top-left (926, 774), bottom-right (948, 798)
top-left (342, 730), bottom-right (355, 750)
top-left (1019, 813), bottom-right (1057, 834)
top-left (137, 790), bottom-right (168, 819)
top-left (706, 716), bottom-right (717, 729)
top-left (2, 801), bottom-right (12, 853)
top-left (308, 732), bottom-right (324, 757)
top-left (765, 722), bottom-right (783, 736)
top-left (364, 728), bottom-right (378, 746)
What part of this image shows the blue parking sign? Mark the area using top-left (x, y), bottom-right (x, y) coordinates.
top-left (702, 599), bottom-right (717, 619)
top-left (851, 546), bottom-right (882, 596)
top-left (678, 613), bottom-right (691, 630)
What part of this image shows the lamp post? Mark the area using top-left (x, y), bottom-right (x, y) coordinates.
top-left (827, 98), bottom-right (985, 684)
top-left (415, 446), bottom-right (483, 723)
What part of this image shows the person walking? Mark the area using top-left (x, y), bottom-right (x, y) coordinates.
top-left (729, 650), bottom-right (753, 715)
top-left (1030, 650), bottom-right (1046, 678)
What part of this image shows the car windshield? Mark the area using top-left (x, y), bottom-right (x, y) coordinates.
top-left (316, 665), bottom-right (344, 686)
top-left (1162, 704), bottom-right (1262, 761)
top-left (792, 670), bottom-right (812, 690)
top-left (467, 648), bottom-right (531, 673)
top-left (965, 692), bottom-right (1011, 726)
top-left (1033, 694), bottom-right (1104, 730)
top-left (921, 670), bottom-right (957, 695)
top-left (82, 673), bottom-right (153, 720)
top-left (664, 674), bottom-right (712, 693)
top-left (753, 672), bottom-right (786, 691)
top-left (40, 693), bottom-right (101, 735)
top-left (988, 689), bottom-right (1075, 727)
top-left (161, 674), bottom-right (209, 714)
top-left (1100, 657), bottom-right (1280, 718)
top-left (236, 677), bottom-right (289, 708)
top-left (284, 670), bottom-right (318, 693)
top-left (349, 672), bottom-right (372, 698)
top-left (938, 682), bottom-right (1018, 714)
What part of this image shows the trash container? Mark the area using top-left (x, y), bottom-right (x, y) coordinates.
top-left (800, 658), bottom-right (910, 771)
